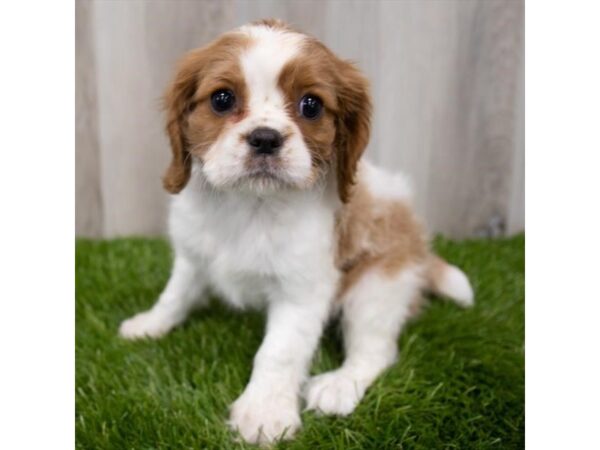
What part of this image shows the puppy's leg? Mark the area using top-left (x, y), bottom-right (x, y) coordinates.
top-left (305, 264), bottom-right (425, 416)
top-left (119, 254), bottom-right (207, 339)
top-left (229, 280), bottom-right (334, 445)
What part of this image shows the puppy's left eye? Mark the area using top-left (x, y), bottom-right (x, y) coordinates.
top-left (298, 94), bottom-right (323, 120)
top-left (210, 89), bottom-right (236, 114)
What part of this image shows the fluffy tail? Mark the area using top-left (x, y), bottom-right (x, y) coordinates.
top-left (426, 255), bottom-right (474, 308)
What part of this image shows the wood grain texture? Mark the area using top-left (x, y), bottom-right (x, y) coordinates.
top-left (75, 0), bottom-right (103, 237)
top-left (75, 0), bottom-right (524, 238)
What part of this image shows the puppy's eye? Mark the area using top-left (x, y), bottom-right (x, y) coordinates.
top-left (210, 89), bottom-right (236, 114)
top-left (298, 94), bottom-right (323, 120)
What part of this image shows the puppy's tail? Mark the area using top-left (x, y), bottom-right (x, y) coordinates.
top-left (426, 255), bottom-right (474, 308)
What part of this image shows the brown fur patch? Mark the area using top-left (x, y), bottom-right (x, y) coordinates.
top-left (278, 41), bottom-right (338, 181)
top-left (333, 62), bottom-right (371, 203)
top-left (162, 32), bottom-right (250, 193)
top-left (252, 18), bottom-right (294, 31)
top-left (278, 37), bottom-right (371, 202)
top-left (335, 175), bottom-right (429, 298)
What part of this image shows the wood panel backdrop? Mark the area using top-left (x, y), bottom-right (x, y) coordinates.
top-left (76, 0), bottom-right (524, 238)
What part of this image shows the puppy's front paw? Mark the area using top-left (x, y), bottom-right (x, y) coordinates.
top-left (229, 384), bottom-right (301, 445)
top-left (119, 309), bottom-right (177, 340)
top-left (304, 370), bottom-right (365, 416)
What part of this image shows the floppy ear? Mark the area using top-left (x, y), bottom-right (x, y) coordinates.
top-left (162, 49), bottom-right (206, 194)
top-left (334, 61), bottom-right (372, 203)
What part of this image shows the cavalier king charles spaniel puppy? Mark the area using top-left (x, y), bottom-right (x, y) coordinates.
top-left (120, 19), bottom-right (474, 445)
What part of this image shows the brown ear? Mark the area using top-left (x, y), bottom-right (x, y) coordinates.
top-left (334, 61), bottom-right (372, 203)
top-left (162, 49), bottom-right (206, 194)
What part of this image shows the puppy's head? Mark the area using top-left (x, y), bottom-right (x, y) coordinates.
top-left (163, 19), bottom-right (371, 202)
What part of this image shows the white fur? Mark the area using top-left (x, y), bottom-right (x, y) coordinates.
top-left (305, 265), bottom-right (426, 416)
top-left (123, 159), bottom-right (340, 443)
top-left (360, 160), bottom-right (413, 202)
top-left (119, 255), bottom-right (207, 338)
top-left (436, 264), bottom-right (474, 307)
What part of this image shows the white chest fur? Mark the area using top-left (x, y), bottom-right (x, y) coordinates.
top-left (168, 175), bottom-right (338, 308)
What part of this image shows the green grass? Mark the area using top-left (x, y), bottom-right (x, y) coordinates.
top-left (76, 234), bottom-right (524, 449)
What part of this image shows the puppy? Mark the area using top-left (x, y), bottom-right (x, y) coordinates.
top-left (119, 19), bottom-right (474, 445)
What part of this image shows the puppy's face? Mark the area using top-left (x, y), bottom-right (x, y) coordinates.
top-left (163, 20), bottom-right (371, 202)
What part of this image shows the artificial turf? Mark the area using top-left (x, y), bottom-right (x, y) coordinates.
top-left (76, 234), bottom-right (524, 449)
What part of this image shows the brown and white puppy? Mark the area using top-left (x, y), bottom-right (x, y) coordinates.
top-left (119, 19), bottom-right (474, 445)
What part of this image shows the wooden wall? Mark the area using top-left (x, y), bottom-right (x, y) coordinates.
top-left (76, 0), bottom-right (524, 238)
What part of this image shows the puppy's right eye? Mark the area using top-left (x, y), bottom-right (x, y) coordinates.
top-left (210, 89), bottom-right (236, 114)
top-left (298, 94), bottom-right (323, 120)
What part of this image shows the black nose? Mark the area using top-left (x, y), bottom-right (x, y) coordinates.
top-left (247, 127), bottom-right (283, 155)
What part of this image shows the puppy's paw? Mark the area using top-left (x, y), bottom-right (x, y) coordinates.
top-left (119, 309), bottom-right (177, 339)
top-left (229, 384), bottom-right (301, 445)
top-left (304, 370), bottom-right (365, 416)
